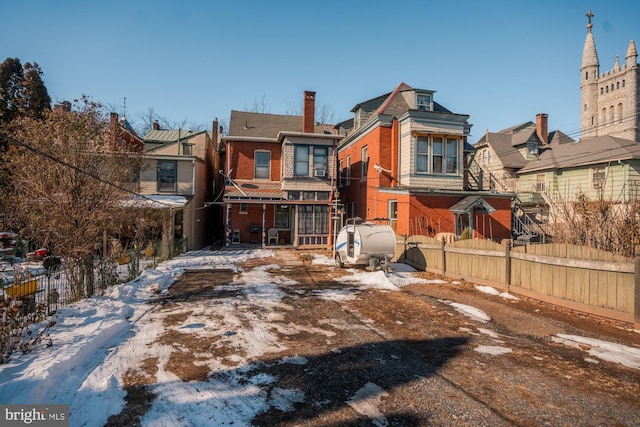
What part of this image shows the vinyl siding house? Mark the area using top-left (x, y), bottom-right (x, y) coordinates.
top-left (221, 91), bottom-right (342, 247)
top-left (336, 83), bottom-right (514, 241)
top-left (135, 124), bottom-right (218, 253)
top-left (517, 135), bottom-right (640, 205)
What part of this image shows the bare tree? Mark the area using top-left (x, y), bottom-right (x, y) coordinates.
top-left (244, 95), bottom-right (269, 113)
top-left (285, 99), bottom-right (335, 124)
top-left (134, 107), bottom-right (205, 136)
top-left (2, 96), bottom-right (142, 298)
top-left (546, 188), bottom-right (640, 257)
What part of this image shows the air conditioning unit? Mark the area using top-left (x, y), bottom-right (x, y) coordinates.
top-left (593, 181), bottom-right (603, 189)
top-left (314, 169), bottom-right (326, 177)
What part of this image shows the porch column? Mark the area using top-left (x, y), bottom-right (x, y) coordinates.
top-left (293, 206), bottom-right (299, 248)
top-left (261, 204), bottom-right (266, 248)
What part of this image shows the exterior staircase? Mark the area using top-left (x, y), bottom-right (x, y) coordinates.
top-left (467, 159), bottom-right (554, 243)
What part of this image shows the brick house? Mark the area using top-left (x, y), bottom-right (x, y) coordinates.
top-left (221, 91), bottom-right (342, 247)
top-left (336, 83), bottom-right (513, 241)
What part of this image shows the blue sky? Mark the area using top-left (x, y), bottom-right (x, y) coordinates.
top-left (4, 1), bottom-right (640, 141)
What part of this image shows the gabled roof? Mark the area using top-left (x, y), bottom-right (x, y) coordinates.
top-left (227, 110), bottom-right (335, 139)
top-left (449, 196), bottom-right (496, 214)
top-left (518, 135), bottom-right (640, 174)
top-left (474, 127), bottom-right (531, 169)
top-left (473, 121), bottom-right (576, 170)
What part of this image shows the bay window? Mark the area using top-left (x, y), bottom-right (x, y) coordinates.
top-left (414, 135), bottom-right (459, 175)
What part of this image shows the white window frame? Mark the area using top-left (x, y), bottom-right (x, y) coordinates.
top-left (414, 136), bottom-right (459, 175)
top-left (416, 93), bottom-right (432, 111)
top-left (345, 155), bottom-right (351, 186)
top-left (592, 166), bottom-right (606, 189)
top-left (254, 150), bottom-right (271, 180)
top-left (361, 146), bottom-right (368, 180)
top-left (275, 205), bottom-right (289, 229)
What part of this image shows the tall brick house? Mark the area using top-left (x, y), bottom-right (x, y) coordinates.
top-left (221, 91), bottom-right (342, 247)
top-left (336, 83), bottom-right (513, 241)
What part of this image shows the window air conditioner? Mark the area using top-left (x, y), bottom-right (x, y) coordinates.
top-left (593, 181), bottom-right (603, 189)
top-left (314, 169), bottom-right (326, 177)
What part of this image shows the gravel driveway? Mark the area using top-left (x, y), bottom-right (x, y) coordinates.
top-left (109, 249), bottom-right (640, 426)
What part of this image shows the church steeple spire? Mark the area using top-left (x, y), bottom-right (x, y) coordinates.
top-left (626, 40), bottom-right (638, 66)
top-left (581, 10), bottom-right (599, 70)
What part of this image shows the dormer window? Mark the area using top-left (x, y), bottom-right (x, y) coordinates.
top-left (416, 93), bottom-right (432, 111)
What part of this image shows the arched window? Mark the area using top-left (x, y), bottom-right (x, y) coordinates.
top-left (618, 103), bottom-right (623, 124)
top-left (617, 81), bottom-right (620, 89)
top-left (600, 87), bottom-right (604, 94)
top-left (609, 106), bottom-right (615, 124)
top-left (606, 86), bottom-right (609, 93)
top-left (611, 84), bottom-right (614, 91)
top-left (584, 103), bottom-right (588, 112)
top-left (585, 71), bottom-right (589, 80)
top-left (623, 79), bottom-right (626, 87)
top-left (602, 108), bottom-right (607, 126)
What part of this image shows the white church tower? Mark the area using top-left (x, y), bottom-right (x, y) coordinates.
top-left (580, 10), bottom-right (639, 141)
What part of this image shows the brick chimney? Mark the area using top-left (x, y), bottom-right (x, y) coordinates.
top-left (303, 91), bottom-right (316, 133)
top-left (153, 120), bottom-right (160, 130)
top-left (53, 101), bottom-right (71, 113)
top-left (109, 112), bottom-right (118, 150)
top-left (536, 113), bottom-right (548, 143)
top-left (212, 118), bottom-right (219, 145)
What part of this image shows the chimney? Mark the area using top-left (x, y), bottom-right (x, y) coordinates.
top-left (53, 101), bottom-right (71, 113)
top-left (303, 91), bottom-right (316, 133)
top-left (109, 112), bottom-right (118, 150)
top-left (153, 120), bottom-right (160, 130)
top-left (212, 118), bottom-right (219, 145)
top-left (536, 113), bottom-right (548, 143)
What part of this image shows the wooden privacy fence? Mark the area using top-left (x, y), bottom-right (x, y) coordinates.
top-left (395, 235), bottom-right (640, 328)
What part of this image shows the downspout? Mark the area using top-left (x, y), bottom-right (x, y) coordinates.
top-left (328, 139), bottom-right (336, 250)
top-left (226, 140), bottom-right (232, 246)
top-left (191, 159), bottom-right (196, 251)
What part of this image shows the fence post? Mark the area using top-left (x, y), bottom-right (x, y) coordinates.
top-left (402, 234), bottom-right (407, 263)
top-left (46, 274), bottom-right (51, 316)
top-left (505, 240), bottom-right (511, 294)
top-left (635, 247), bottom-right (640, 329)
top-left (441, 237), bottom-right (446, 276)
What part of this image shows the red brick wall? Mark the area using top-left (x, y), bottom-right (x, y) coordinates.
top-left (337, 125), bottom-right (392, 219)
top-left (227, 140), bottom-right (281, 181)
top-left (230, 204), bottom-right (279, 244)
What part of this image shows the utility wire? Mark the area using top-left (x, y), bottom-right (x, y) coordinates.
top-left (0, 133), bottom-right (178, 209)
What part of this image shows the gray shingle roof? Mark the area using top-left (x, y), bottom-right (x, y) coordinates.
top-left (518, 135), bottom-right (640, 173)
top-left (449, 196), bottom-right (496, 214)
top-left (227, 110), bottom-right (337, 138)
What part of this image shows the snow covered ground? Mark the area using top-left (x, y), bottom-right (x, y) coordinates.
top-left (0, 249), bottom-right (638, 426)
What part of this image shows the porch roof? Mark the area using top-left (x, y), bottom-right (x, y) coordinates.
top-left (449, 196), bottom-right (496, 214)
top-left (123, 195), bottom-right (191, 209)
top-left (224, 179), bottom-right (284, 199)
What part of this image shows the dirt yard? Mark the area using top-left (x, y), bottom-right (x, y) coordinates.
top-left (107, 250), bottom-right (640, 426)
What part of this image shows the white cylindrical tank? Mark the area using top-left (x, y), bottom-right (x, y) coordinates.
top-left (335, 222), bottom-right (396, 267)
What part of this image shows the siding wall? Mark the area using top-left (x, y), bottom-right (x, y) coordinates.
top-left (138, 157), bottom-right (195, 195)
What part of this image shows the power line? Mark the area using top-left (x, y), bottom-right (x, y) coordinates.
top-left (0, 133), bottom-right (177, 209)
